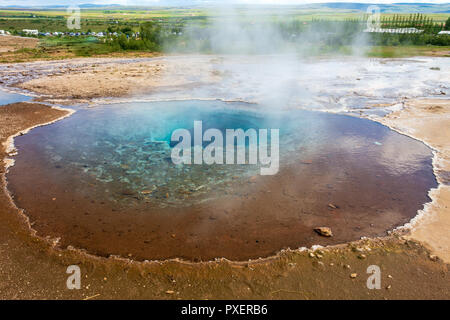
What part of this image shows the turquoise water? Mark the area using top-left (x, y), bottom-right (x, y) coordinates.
top-left (0, 89), bottom-right (31, 106)
top-left (10, 100), bottom-right (435, 207)
top-left (14, 100), bottom-right (329, 205)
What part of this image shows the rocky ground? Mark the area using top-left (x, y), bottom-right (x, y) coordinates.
top-left (1, 56), bottom-right (219, 101)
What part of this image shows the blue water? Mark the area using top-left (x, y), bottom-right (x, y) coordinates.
top-left (10, 100), bottom-right (435, 208)
top-left (0, 89), bottom-right (31, 106)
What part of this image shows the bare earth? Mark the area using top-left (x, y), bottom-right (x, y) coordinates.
top-left (0, 35), bottom-right (38, 53)
top-left (16, 56), bottom-right (220, 100)
top-left (379, 99), bottom-right (450, 262)
top-left (0, 56), bottom-right (449, 299)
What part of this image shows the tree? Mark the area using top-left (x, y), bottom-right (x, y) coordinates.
top-left (139, 21), bottom-right (161, 45)
top-left (445, 17), bottom-right (450, 31)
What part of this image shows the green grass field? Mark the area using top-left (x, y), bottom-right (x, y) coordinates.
top-left (0, 8), bottom-right (448, 33)
top-left (0, 7), bottom-right (448, 61)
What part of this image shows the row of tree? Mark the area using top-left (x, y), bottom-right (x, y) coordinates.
top-left (107, 22), bottom-right (163, 51)
top-left (104, 15), bottom-right (450, 53)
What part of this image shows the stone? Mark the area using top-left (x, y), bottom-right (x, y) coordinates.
top-left (314, 227), bottom-right (333, 237)
top-left (328, 203), bottom-right (339, 209)
top-left (429, 254), bottom-right (438, 262)
top-left (350, 273), bottom-right (358, 278)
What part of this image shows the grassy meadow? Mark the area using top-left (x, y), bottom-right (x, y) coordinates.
top-left (0, 6), bottom-right (449, 61)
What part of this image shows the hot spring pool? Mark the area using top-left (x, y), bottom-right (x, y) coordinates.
top-left (0, 89), bottom-right (31, 106)
top-left (7, 100), bottom-right (437, 261)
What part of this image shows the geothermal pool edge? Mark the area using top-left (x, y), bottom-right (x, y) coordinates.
top-left (2, 97), bottom-right (446, 264)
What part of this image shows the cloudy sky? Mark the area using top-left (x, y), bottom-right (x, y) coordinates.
top-left (0, 0), bottom-right (448, 7)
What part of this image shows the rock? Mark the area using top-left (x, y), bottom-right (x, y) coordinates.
top-left (429, 254), bottom-right (438, 262)
top-left (309, 252), bottom-right (315, 258)
top-left (357, 254), bottom-right (366, 259)
top-left (350, 273), bottom-right (358, 278)
top-left (141, 190), bottom-right (153, 195)
top-left (314, 227), bottom-right (333, 237)
top-left (165, 290), bottom-right (175, 294)
top-left (328, 203), bottom-right (339, 209)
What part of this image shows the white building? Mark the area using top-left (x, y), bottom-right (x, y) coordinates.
top-left (22, 29), bottom-right (39, 35)
top-left (364, 27), bottom-right (424, 34)
top-left (438, 30), bottom-right (450, 35)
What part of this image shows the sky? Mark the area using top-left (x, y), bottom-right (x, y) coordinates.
top-left (0, 0), bottom-right (449, 7)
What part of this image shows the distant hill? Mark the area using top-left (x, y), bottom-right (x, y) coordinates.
top-left (0, 2), bottom-right (449, 14)
top-left (318, 2), bottom-right (450, 13)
